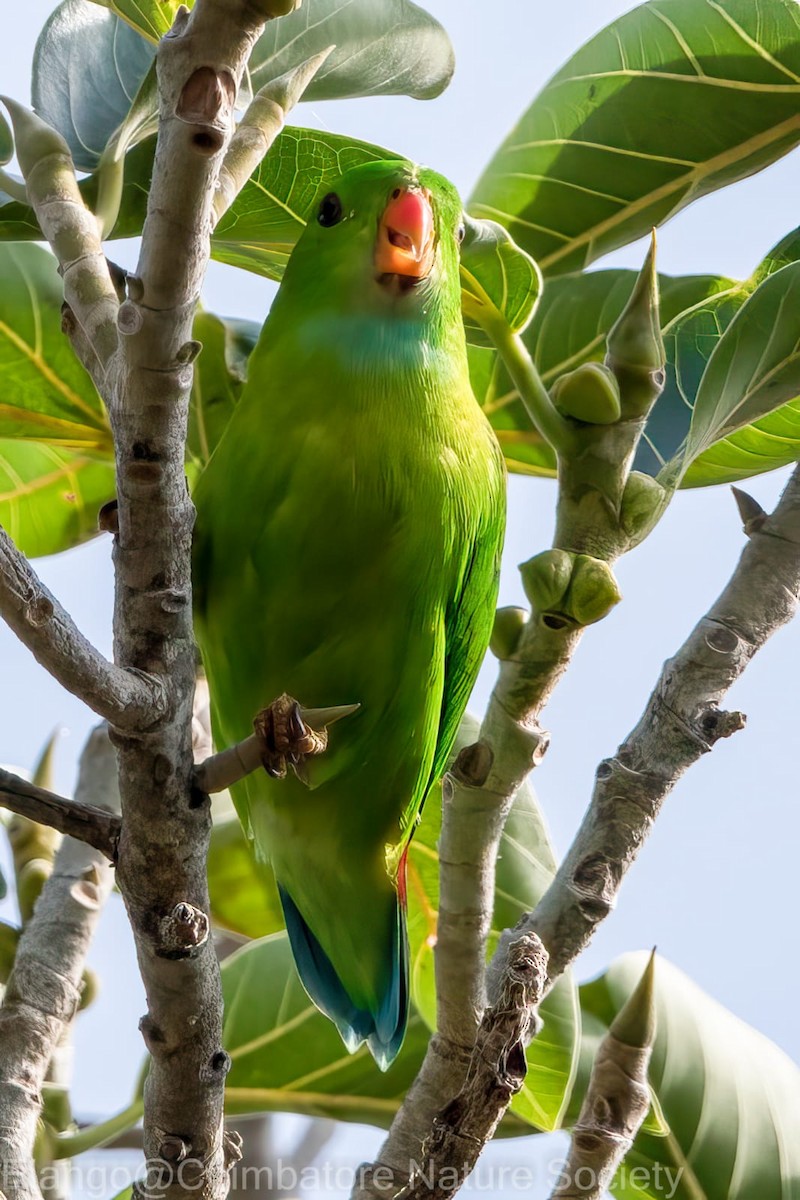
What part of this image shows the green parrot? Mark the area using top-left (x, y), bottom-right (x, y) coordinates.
top-left (193, 159), bottom-right (506, 1068)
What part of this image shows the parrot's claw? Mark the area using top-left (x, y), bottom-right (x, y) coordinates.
top-left (253, 693), bottom-right (360, 785)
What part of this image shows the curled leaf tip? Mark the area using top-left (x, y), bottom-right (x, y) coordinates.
top-left (490, 605), bottom-right (528, 659)
top-left (0, 96), bottom-right (71, 177)
top-left (731, 486), bottom-right (767, 534)
top-left (262, 43), bottom-right (336, 110)
top-left (611, 951), bottom-right (657, 1049)
top-left (32, 728), bottom-right (61, 791)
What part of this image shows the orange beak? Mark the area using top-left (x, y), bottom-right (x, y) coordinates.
top-left (375, 188), bottom-right (435, 280)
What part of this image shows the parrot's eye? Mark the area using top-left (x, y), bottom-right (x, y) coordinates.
top-left (317, 193), bottom-right (344, 228)
top-left (456, 223), bottom-right (466, 245)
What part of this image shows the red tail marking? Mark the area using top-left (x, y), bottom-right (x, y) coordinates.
top-left (397, 845), bottom-right (409, 910)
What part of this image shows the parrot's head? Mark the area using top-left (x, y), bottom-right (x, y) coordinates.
top-left (277, 159), bottom-right (465, 332)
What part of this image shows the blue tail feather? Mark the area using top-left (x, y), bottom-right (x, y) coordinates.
top-left (278, 883), bottom-right (407, 1070)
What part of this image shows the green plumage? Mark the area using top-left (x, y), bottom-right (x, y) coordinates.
top-left (193, 160), bottom-right (505, 1067)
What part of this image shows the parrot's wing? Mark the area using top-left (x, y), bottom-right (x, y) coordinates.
top-left (399, 463), bottom-right (505, 843)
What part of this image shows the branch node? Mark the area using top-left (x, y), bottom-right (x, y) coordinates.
top-left (25, 594), bottom-right (54, 627)
top-left (452, 741), bottom-right (494, 788)
top-left (118, 300), bottom-right (144, 336)
top-left (731, 485), bottom-right (767, 535)
top-left (157, 902), bottom-right (209, 959)
top-left (201, 1050), bottom-right (231, 1083)
top-left (126, 273), bottom-right (145, 302)
top-left (177, 339), bottom-right (203, 365)
top-left (98, 499), bottom-right (119, 535)
top-left (705, 623), bottom-right (739, 654)
top-left (698, 706), bottom-right (746, 742)
top-left (223, 1129), bottom-right (244, 1168)
top-left (159, 1135), bottom-right (189, 1163)
top-left (177, 67), bottom-right (236, 154)
top-left (139, 1013), bottom-right (165, 1053)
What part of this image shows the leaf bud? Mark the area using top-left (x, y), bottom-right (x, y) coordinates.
top-left (620, 471), bottom-right (667, 540)
top-left (551, 362), bottom-right (621, 425)
top-left (519, 549), bottom-right (574, 613)
top-left (0, 97), bottom-right (71, 177)
top-left (489, 606), bottom-right (528, 659)
top-left (566, 555), bottom-right (622, 625)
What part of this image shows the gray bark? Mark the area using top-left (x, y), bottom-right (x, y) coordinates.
top-left (0, 727), bottom-right (118, 1200)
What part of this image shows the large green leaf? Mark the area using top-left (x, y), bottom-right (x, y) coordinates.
top-left (470, 0), bottom-right (800, 276)
top-left (222, 931), bottom-right (434, 1125)
top-left (207, 779), bottom-right (284, 941)
top-left (221, 932), bottom-right (543, 1132)
top-left (407, 715), bottom-right (579, 1132)
top-left (211, 128), bottom-right (398, 280)
top-left (33, 0), bottom-right (156, 172)
top-left (0, 243), bottom-right (111, 451)
top-left (638, 227), bottom-right (800, 481)
top-left (36, 0), bottom-right (453, 172)
top-left (0, 440), bottom-right (115, 558)
top-left (580, 953), bottom-right (800, 1199)
top-left (664, 262), bottom-right (800, 487)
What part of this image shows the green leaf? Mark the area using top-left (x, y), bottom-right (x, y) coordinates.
top-left (407, 715), bottom-right (579, 1132)
top-left (188, 312), bottom-right (260, 468)
top-left (36, 0), bottom-right (453, 172)
top-left (208, 812), bottom-right (284, 941)
top-left (211, 128), bottom-right (399, 280)
top-left (469, 0), bottom-right (800, 275)
top-left (222, 931), bottom-right (434, 1125)
top-left (634, 228), bottom-right (800, 485)
top-left (580, 952), bottom-right (800, 1200)
top-left (0, 241), bottom-right (115, 559)
top-left (87, 0), bottom-right (180, 40)
top-left (460, 215), bottom-right (542, 346)
top-left (0, 440), bottom-right (115, 559)
top-left (33, 0), bottom-right (156, 172)
top-left (472, 269), bottom-right (733, 477)
top-left (0, 126), bottom-right (397, 270)
top-left (0, 243), bottom-right (111, 450)
top-left (666, 262), bottom-right (800, 486)
top-left (245, 0), bottom-right (454, 105)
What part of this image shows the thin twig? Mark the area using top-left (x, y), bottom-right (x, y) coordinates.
top-left (213, 47), bottom-right (335, 226)
top-left (1, 99), bottom-right (120, 376)
top-left (0, 768), bottom-right (120, 860)
top-left (550, 954), bottom-right (655, 1200)
top-left (0, 525), bottom-right (168, 732)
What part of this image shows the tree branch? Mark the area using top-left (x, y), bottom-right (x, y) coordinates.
top-left (0, 769), bottom-right (120, 860)
top-left (0, 726), bottom-right (119, 1200)
top-left (1, 98), bottom-right (120, 378)
top-left (501, 468), bottom-right (800, 991)
top-left (397, 934), bottom-right (547, 1200)
top-left (94, 3), bottom-right (300, 1197)
top-left (0, 525), bottom-right (168, 731)
top-left (212, 47), bottom-right (334, 226)
top-left (550, 954), bottom-right (655, 1200)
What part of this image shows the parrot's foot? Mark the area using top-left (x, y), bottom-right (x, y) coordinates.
top-left (253, 694), bottom-right (359, 785)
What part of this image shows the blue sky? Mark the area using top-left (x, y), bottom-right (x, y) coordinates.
top-left (1, 0), bottom-right (799, 1190)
